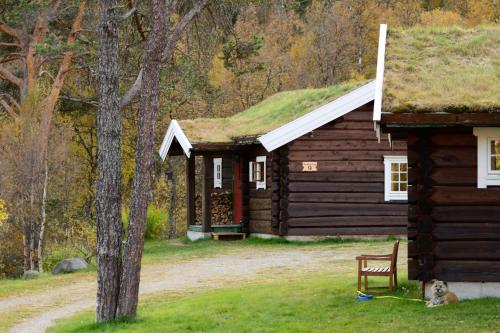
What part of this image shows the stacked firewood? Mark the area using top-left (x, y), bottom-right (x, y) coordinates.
top-left (211, 191), bottom-right (233, 225)
top-left (193, 192), bottom-right (233, 225)
top-left (195, 194), bottom-right (202, 225)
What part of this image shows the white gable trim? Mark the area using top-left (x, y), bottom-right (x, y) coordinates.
top-left (258, 80), bottom-right (376, 152)
top-left (158, 120), bottom-right (193, 160)
top-left (373, 24), bottom-right (387, 122)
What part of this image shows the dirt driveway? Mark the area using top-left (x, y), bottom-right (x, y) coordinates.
top-left (2, 241), bottom-right (405, 333)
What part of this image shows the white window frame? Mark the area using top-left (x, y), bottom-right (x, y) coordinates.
top-left (213, 158), bottom-right (222, 189)
top-left (249, 161), bottom-right (255, 182)
top-left (256, 156), bottom-right (267, 190)
top-left (383, 156), bottom-right (408, 201)
top-left (473, 128), bottom-right (500, 188)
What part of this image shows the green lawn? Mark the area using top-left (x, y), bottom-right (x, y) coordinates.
top-left (0, 237), bottom-right (368, 299)
top-left (0, 239), bottom-right (223, 299)
top-left (49, 273), bottom-right (500, 333)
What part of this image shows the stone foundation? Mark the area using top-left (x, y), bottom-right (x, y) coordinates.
top-left (187, 230), bottom-right (211, 241)
top-left (424, 282), bottom-right (500, 300)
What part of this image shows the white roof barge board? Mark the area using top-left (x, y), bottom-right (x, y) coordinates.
top-left (258, 80), bottom-right (376, 152)
top-left (159, 120), bottom-right (193, 159)
top-left (373, 24), bottom-right (387, 122)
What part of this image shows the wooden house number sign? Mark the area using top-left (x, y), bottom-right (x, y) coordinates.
top-left (302, 161), bottom-right (318, 172)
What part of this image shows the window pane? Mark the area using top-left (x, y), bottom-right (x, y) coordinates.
top-left (400, 183), bottom-right (407, 191)
top-left (391, 182), bottom-right (399, 191)
top-left (391, 173), bottom-right (399, 181)
top-left (391, 163), bottom-right (399, 172)
top-left (400, 173), bottom-right (407, 181)
top-left (490, 139), bottom-right (500, 155)
top-left (491, 157), bottom-right (500, 171)
top-left (400, 163), bottom-right (407, 172)
top-left (256, 162), bottom-right (265, 181)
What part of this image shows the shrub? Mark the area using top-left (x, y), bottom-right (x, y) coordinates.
top-left (0, 224), bottom-right (24, 278)
top-left (0, 200), bottom-right (7, 224)
top-left (43, 246), bottom-right (83, 273)
top-left (123, 206), bottom-right (168, 240)
top-left (420, 9), bottom-right (465, 26)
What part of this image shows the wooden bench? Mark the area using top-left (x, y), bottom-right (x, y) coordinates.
top-left (212, 232), bottom-right (246, 241)
top-left (356, 240), bottom-right (399, 291)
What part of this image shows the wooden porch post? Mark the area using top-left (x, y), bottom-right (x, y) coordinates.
top-left (186, 154), bottom-right (195, 228)
top-left (201, 155), bottom-right (211, 233)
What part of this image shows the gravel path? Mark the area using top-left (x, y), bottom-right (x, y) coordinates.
top-left (4, 242), bottom-right (404, 333)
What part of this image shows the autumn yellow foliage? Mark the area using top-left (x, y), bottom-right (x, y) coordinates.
top-left (420, 9), bottom-right (465, 26)
top-left (0, 200), bottom-right (8, 224)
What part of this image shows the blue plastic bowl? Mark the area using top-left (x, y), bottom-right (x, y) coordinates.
top-left (357, 295), bottom-right (373, 301)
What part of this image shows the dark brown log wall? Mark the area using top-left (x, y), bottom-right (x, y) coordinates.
top-left (248, 146), bottom-right (274, 234)
top-left (408, 128), bottom-right (500, 282)
top-left (285, 102), bottom-right (407, 236)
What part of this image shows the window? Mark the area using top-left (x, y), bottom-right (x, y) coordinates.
top-left (256, 156), bottom-right (266, 189)
top-left (249, 156), bottom-right (267, 189)
top-left (249, 161), bottom-right (255, 182)
top-left (384, 156), bottom-right (408, 201)
top-left (489, 139), bottom-right (500, 173)
top-left (473, 128), bottom-right (500, 188)
top-left (213, 158), bottom-right (222, 189)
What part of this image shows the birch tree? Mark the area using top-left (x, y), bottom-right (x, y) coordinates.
top-left (0, 0), bottom-right (87, 273)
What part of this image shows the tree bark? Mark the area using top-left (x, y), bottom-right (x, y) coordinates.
top-left (96, 0), bottom-right (123, 322)
top-left (38, 155), bottom-right (48, 273)
top-left (116, 0), bottom-right (169, 318)
top-left (28, 180), bottom-right (36, 271)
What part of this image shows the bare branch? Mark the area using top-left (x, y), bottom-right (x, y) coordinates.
top-left (119, 69), bottom-right (142, 109)
top-left (0, 20), bottom-right (20, 41)
top-left (0, 93), bottom-right (21, 111)
top-left (0, 54), bottom-right (22, 64)
top-left (120, 7), bottom-right (136, 21)
top-left (0, 98), bottom-right (18, 119)
top-left (0, 64), bottom-right (22, 88)
top-left (127, 0), bottom-right (146, 41)
top-left (44, 0), bottom-right (87, 114)
top-left (161, 0), bottom-right (209, 63)
top-left (60, 94), bottom-right (98, 107)
top-left (0, 42), bottom-right (21, 48)
top-left (119, 0), bottom-right (209, 109)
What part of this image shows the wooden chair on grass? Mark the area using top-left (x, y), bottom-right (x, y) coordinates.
top-left (356, 241), bottom-right (399, 292)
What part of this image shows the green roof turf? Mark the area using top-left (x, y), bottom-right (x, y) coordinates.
top-left (383, 25), bottom-right (500, 113)
top-left (179, 80), bottom-right (369, 144)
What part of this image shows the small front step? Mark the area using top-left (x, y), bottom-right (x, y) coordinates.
top-left (212, 232), bottom-right (246, 241)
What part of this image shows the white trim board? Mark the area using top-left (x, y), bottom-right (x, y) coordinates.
top-left (383, 155), bottom-right (408, 201)
top-left (158, 120), bottom-right (193, 159)
top-left (473, 127), bottom-right (500, 188)
top-left (258, 80), bottom-right (376, 152)
top-left (373, 24), bottom-right (387, 122)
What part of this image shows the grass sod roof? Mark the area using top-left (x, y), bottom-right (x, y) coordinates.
top-left (178, 80), bottom-right (369, 144)
top-left (383, 25), bottom-right (500, 113)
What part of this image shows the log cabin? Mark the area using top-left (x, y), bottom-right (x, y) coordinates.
top-left (373, 24), bottom-right (500, 299)
top-left (159, 79), bottom-right (408, 241)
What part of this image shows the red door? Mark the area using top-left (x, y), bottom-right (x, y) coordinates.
top-left (233, 156), bottom-right (243, 224)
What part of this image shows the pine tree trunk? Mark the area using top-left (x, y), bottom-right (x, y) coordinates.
top-left (116, 0), bottom-right (169, 318)
top-left (96, 0), bottom-right (123, 322)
